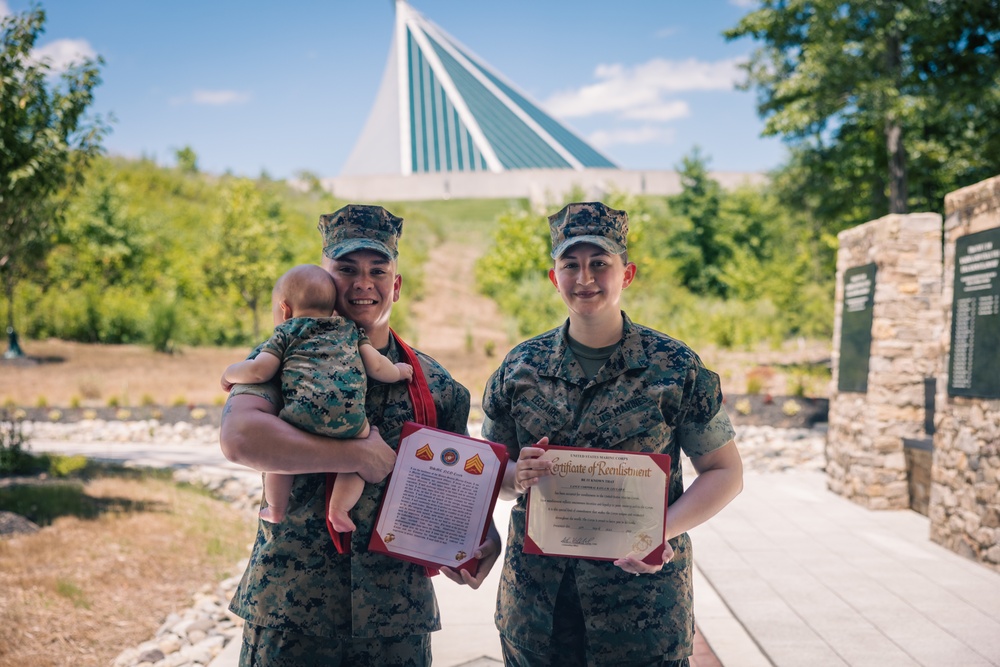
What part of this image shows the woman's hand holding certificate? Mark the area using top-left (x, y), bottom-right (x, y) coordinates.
top-left (521, 444), bottom-right (671, 566)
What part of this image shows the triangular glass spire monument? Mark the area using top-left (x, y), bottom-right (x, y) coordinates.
top-left (342, 0), bottom-right (617, 176)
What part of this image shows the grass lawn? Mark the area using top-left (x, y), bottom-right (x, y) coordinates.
top-left (0, 464), bottom-right (255, 667)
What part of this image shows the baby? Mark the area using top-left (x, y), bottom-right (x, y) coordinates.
top-left (221, 264), bottom-right (412, 530)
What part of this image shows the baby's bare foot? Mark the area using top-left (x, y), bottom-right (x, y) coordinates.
top-left (259, 506), bottom-right (285, 524)
top-left (328, 509), bottom-right (356, 532)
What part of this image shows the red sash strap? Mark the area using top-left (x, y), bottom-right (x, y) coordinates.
top-left (391, 331), bottom-right (437, 428)
top-left (326, 330), bottom-right (438, 570)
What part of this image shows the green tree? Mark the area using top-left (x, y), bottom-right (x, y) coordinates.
top-left (0, 7), bottom-right (105, 355)
top-left (669, 149), bottom-right (729, 297)
top-left (726, 0), bottom-right (1000, 225)
top-left (42, 167), bottom-right (151, 343)
top-left (474, 207), bottom-right (549, 300)
top-left (53, 174), bottom-right (147, 289)
top-left (473, 207), bottom-right (562, 337)
top-left (204, 179), bottom-right (290, 341)
top-left (174, 146), bottom-right (199, 174)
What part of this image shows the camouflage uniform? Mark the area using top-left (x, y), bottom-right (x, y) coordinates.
top-left (482, 313), bottom-right (735, 662)
top-left (229, 338), bottom-right (470, 637)
top-left (228, 204), bottom-right (472, 663)
top-left (260, 316), bottom-right (371, 439)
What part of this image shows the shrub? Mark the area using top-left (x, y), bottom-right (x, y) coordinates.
top-left (149, 296), bottom-right (179, 353)
top-left (48, 454), bottom-right (89, 478)
top-left (782, 400), bottom-right (802, 416)
top-left (0, 408), bottom-right (31, 475)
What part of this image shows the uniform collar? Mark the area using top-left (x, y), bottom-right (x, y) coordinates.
top-left (541, 312), bottom-right (649, 385)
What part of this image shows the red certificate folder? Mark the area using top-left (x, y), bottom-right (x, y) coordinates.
top-left (369, 422), bottom-right (509, 575)
top-left (523, 444), bottom-right (671, 565)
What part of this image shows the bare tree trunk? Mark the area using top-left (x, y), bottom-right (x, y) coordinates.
top-left (3, 272), bottom-right (12, 332)
top-left (885, 30), bottom-right (908, 214)
top-left (2, 270), bottom-right (24, 358)
top-left (886, 120), bottom-right (908, 214)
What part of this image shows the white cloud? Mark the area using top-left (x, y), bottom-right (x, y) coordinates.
top-left (170, 89), bottom-right (252, 106)
top-left (621, 100), bottom-right (690, 122)
top-left (588, 125), bottom-right (676, 149)
top-left (0, 1), bottom-right (9, 19)
top-left (32, 38), bottom-right (97, 73)
top-left (655, 26), bottom-right (679, 38)
top-left (730, 0), bottom-right (757, 7)
top-left (192, 89), bottom-right (251, 105)
top-left (544, 56), bottom-right (746, 119)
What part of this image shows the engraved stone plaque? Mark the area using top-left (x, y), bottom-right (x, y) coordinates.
top-left (948, 228), bottom-right (1000, 398)
top-left (838, 263), bottom-right (877, 393)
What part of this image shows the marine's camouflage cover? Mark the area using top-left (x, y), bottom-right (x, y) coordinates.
top-left (318, 204), bottom-right (403, 260)
top-left (548, 201), bottom-right (628, 259)
top-left (228, 334), bottom-right (471, 639)
top-left (482, 312), bottom-right (735, 658)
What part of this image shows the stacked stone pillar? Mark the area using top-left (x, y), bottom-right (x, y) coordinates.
top-left (827, 213), bottom-right (943, 510)
top-left (931, 175), bottom-right (1000, 572)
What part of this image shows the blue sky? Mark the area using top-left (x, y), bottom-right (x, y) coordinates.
top-left (2, 0), bottom-right (786, 180)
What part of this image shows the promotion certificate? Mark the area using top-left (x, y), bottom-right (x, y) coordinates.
top-left (525, 446), bottom-right (671, 564)
top-left (369, 422), bottom-right (508, 574)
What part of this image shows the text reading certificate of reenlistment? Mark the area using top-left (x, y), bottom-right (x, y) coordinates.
top-left (525, 445), bottom-right (670, 565)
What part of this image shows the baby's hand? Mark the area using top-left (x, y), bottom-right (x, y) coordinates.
top-left (395, 362), bottom-right (414, 382)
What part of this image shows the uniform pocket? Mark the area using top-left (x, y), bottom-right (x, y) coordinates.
top-left (594, 398), bottom-right (672, 453)
top-left (510, 390), bottom-right (572, 444)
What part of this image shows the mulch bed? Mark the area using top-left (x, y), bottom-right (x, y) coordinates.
top-left (723, 394), bottom-right (828, 429)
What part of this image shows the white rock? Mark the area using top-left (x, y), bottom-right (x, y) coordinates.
top-left (158, 634), bottom-right (182, 655)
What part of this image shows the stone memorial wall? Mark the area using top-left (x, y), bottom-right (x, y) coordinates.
top-left (827, 213), bottom-right (944, 510)
top-left (932, 175), bottom-right (1000, 572)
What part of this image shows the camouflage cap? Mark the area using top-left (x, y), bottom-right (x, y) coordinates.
top-left (317, 204), bottom-right (403, 260)
top-left (548, 202), bottom-right (628, 259)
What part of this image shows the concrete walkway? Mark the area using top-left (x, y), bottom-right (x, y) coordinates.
top-left (29, 438), bottom-right (1000, 666)
top-left (692, 471), bottom-right (1000, 667)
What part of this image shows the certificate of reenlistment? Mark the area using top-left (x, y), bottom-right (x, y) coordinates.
top-left (524, 445), bottom-right (671, 565)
